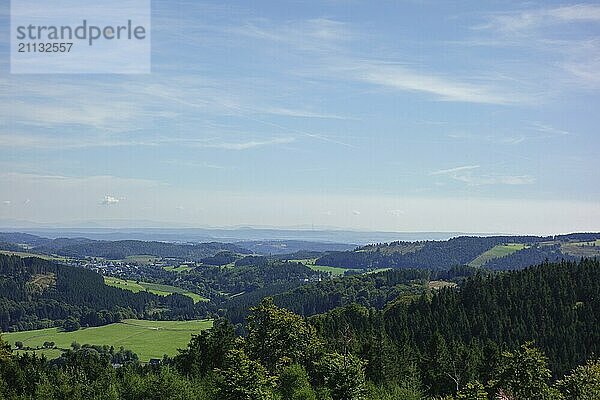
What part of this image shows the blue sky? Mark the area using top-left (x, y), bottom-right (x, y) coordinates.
top-left (1, 0), bottom-right (599, 234)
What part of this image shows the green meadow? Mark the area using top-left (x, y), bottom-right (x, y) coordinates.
top-left (469, 243), bottom-right (528, 267)
top-left (5, 319), bottom-right (213, 362)
top-left (104, 276), bottom-right (207, 303)
top-left (163, 264), bottom-right (193, 273)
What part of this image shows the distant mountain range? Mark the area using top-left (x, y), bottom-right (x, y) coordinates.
top-left (0, 221), bottom-right (490, 245)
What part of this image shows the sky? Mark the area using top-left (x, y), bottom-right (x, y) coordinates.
top-left (0, 0), bottom-right (599, 234)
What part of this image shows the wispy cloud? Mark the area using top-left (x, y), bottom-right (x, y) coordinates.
top-left (468, 5), bottom-right (600, 89)
top-left (430, 165), bottom-right (480, 175)
top-left (260, 107), bottom-right (354, 120)
top-left (219, 16), bottom-right (526, 105)
top-left (344, 62), bottom-right (523, 104)
top-left (226, 18), bottom-right (355, 53)
top-left (431, 165), bottom-right (534, 186)
top-left (477, 4), bottom-right (600, 33)
top-left (199, 137), bottom-right (295, 150)
top-left (530, 122), bottom-right (570, 137)
top-left (453, 174), bottom-right (535, 186)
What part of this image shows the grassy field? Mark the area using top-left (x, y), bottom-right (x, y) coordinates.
top-left (469, 243), bottom-right (528, 267)
top-left (5, 319), bottom-right (212, 362)
top-left (308, 265), bottom-right (352, 276)
top-left (163, 264), bottom-right (193, 273)
top-left (288, 258), bottom-right (352, 276)
top-left (104, 277), bottom-right (207, 303)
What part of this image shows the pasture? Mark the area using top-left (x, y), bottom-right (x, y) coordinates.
top-left (5, 319), bottom-right (213, 362)
top-left (469, 243), bottom-right (528, 267)
top-left (104, 276), bottom-right (207, 303)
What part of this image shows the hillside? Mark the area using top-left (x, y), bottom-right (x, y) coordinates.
top-left (315, 234), bottom-right (600, 271)
top-left (0, 255), bottom-right (202, 332)
top-left (312, 258), bottom-right (600, 383)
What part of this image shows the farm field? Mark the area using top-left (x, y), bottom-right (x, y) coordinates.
top-left (308, 265), bottom-right (353, 276)
top-left (5, 319), bottom-right (213, 362)
top-left (289, 258), bottom-right (358, 276)
top-left (469, 243), bottom-right (528, 267)
top-left (104, 276), bottom-right (207, 303)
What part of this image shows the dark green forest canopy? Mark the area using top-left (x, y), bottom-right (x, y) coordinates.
top-left (0, 255), bottom-right (202, 332)
top-left (311, 258), bottom-right (600, 380)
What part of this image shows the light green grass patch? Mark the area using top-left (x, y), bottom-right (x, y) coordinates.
top-left (104, 277), bottom-right (207, 303)
top-left (5, 319), bottom-right (213, 362)
top-left (163, 264), bottom-right (193, 273)
top-left (469, 243), bottom-right (528, 267)
top-left (289, 259), bottom-right (353, 276)
top-left (308, 265), bottom-right (352, 276)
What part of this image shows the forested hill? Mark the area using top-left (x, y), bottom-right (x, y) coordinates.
top-left (0, 234), bottom-right (251, 261)
top-left (315, 233), bottom-right (600, 270)
top-left (311, 258), bottom-right (600, 386)
top-left (0, 255), bottom-right (200, 332)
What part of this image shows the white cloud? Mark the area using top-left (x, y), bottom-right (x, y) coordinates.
top-left (101, 195), bottom-right (122, 206)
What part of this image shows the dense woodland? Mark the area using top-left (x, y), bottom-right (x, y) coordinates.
top-left (222, 267), bottom-right (480, 324)
top-left (1, 259), bottom-right (599, 399)
top-left (0, 255), bottom-right (202, 332)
